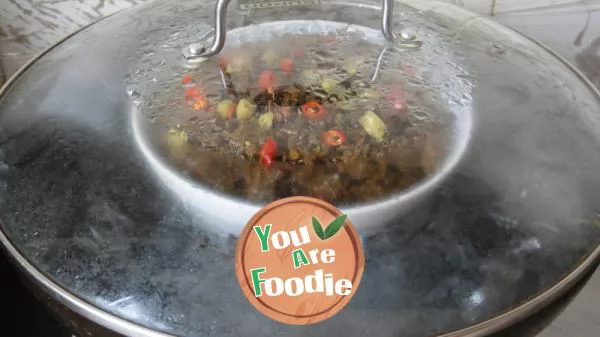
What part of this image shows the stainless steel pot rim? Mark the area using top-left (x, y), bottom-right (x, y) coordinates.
top-left (130, 19), bottom-right (474, 237)
top-left (1, 2), bottom-right (600, 337)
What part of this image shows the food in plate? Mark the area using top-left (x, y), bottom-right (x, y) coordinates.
top-left (145, 34), bottom-right (453, 205)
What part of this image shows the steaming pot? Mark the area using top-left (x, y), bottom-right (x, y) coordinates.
top-left (0, 0), bottom-right (599, 336)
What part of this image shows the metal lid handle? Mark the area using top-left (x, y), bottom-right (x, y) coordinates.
top-left (184, 0), bottom-right (396, 60)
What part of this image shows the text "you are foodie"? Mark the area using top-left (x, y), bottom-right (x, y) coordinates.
top-left (249, 217), bottom-right (354, 298)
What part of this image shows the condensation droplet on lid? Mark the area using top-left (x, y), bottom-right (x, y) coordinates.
top-left (188, 42), bottom-right (205, 55)
top-left (127, 90), bottom-right (140, 98)
top-left (520, 189), bottom-right (528, 199)
top-left (412, 109), bottom-right (432, 121)
top-left (488, 43), bottom-right (507, 55)
top-left (399, 28), bottom-right (416, 41)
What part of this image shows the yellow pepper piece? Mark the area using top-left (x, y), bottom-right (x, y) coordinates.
top-left (321, 78), bottom-right (338, 93)
top-left (226, 55), bottom-right (249, 74)
top-left (359, 111), bottom-right (386, 141)
top-left (236, 98), bottom-right (257, 120)
top-left (217, 100), bottom-right (236, 119)
top-left (261, 51), bottom-right (279, 68)
top-left (258, 112), bottom-right (275, 130)
top-left (288, 148), bottom-right (301, 161)
top-left (343, 59), bottom-right (358, 74)
top-left (167, 128), bottom-right (189, 148)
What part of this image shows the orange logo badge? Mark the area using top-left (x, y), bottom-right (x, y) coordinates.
top-left (235, 196), bottom-right (365, 325)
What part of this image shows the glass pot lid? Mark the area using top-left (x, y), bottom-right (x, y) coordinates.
top-left (0, 0), bottom-right (599, 337)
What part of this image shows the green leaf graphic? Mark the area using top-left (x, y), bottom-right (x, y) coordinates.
top-left (312, 217), bottom-right (325, 240)
top-left (323, 214), bottom-right (348, 240)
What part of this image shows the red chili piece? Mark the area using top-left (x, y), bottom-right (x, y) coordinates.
top-left (259, 70), bottom-right (277, 92)
top-left (185, 87), bottom-right (203, 99)
top-left (280, 58), bottom-right (295, 76)
top-left (182, 74), bottom-right (193, 85)
top-left (387, 87), bottom-right (407, 110)
top-left (225, 103), bottom-right (236, 120)
top-left (323, 130), bottom-right (347, 146)
top-left (260, 137), bottom-right (278, 168)
top-left (301, 101), bottom-right (326, 121)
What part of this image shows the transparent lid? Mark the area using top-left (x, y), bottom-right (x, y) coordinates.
top-left (0, 0), bottom-right (599, 336)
